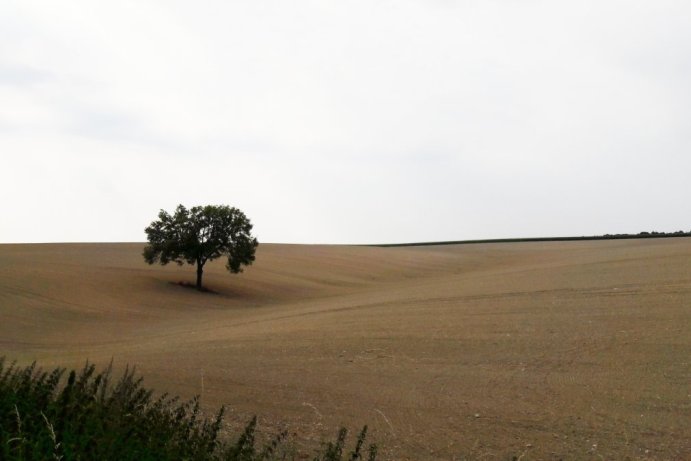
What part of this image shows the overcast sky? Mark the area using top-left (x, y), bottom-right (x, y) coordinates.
top-left (2, 1), bottom-right (690, 244)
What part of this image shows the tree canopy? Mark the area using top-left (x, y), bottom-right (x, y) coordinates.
top-left (143, 204), bottom-right (258, 290)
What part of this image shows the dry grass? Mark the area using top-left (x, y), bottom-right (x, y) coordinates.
top-left (1, 239), bottom-right (690, 460)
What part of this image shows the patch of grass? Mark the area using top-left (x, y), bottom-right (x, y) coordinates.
top-left (0, 357), bottom-right (376, 461)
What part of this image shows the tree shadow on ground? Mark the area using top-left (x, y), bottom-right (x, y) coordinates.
top-left (170, 281), bottom-right (219, 294)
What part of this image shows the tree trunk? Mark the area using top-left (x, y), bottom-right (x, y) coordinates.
top-left (196, 263), bottom-right (203, 291)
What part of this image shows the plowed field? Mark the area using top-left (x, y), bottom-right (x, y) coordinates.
top-left (1, 239), bottom-right (689, 459)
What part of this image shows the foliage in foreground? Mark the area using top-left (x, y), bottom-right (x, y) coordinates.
top-left (0, 358), bottom-right (376, 461)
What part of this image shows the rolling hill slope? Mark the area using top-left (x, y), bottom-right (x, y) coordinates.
top-left (1, 239), bottom-right (689, 459)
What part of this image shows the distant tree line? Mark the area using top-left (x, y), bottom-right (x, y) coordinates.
top-left (605, 230), bottom-right (691, 237)
top-left (374, 230), bottom-right (691, 248)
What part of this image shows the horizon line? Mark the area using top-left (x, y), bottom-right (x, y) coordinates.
top-left (2, 231), bottom-right (690, 247)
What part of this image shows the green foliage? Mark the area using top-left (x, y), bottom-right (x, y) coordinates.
top-left (0, 358), bottom-right (376, 461)
top-left (313, 426), bottom-right (377, 461)
top-left (143, 204), bottom-right (259, 290)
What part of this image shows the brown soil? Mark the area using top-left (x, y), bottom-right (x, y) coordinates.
top-left (1, 239), bottom-right (689, 460)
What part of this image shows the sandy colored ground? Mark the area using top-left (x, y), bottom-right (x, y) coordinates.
top-left (0, 239), bottom-right (689, 460)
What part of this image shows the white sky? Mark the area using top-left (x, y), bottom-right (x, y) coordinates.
top-left (2, 1), bottom-right (690, 244)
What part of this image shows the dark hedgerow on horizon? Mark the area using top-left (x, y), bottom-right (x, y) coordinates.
top-left (0, 357), bottom-right (377, 461)
top-left (372, 229), bottom-right (691, 248)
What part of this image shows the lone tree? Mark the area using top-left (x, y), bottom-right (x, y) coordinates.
top-left (143, 204), bottom-right (258, 291)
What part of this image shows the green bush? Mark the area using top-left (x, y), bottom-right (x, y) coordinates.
top-left (0, 358), bottom-right (376, 461)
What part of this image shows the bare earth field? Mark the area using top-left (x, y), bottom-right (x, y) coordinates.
top-left (1, 239), bottom-right (689, 460)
